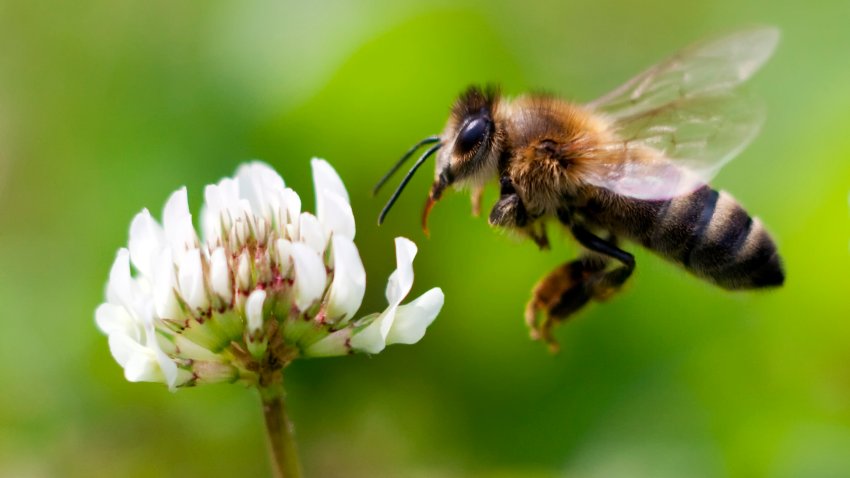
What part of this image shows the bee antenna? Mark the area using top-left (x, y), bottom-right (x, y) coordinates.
top-left (377, 142), bottom-right (442, 225)
top-left (373, 135), bottom-right (441, 196)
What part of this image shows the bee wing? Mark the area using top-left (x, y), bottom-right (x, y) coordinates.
top-left (582, 26), bottom-right (778, 200)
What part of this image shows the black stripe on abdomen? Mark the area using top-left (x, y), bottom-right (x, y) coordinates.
top-left (650, 188), bottom-right (783, 290)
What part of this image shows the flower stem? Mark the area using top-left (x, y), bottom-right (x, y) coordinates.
top-left (259, 381), bottom-right (302, 478)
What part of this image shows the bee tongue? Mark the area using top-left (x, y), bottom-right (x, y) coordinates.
top-left (421, 195), bottom-right (437, 237)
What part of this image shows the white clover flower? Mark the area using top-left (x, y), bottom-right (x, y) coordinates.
top-left (95, 159), bottom-right (444, 389)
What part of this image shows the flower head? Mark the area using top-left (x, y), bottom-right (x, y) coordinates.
top-left (96, 159), bottom-right (444, 389)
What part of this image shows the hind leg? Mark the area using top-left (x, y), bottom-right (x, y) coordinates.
top-left (526, 224), bottom-right (636, 351)
top-left (525, 254), bottom-right (606, 350)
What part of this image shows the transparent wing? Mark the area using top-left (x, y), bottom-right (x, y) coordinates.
top-left (582, 26), bottom-right (778, 200)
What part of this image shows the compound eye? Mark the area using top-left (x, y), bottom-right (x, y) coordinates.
top-left (456, 116), bottom-right (489, 154)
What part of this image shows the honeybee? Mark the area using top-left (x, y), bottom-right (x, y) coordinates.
top-left (374, 27), bottom-right (785, 349)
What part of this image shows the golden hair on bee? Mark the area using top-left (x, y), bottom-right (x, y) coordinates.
top-left (375, 26), bottom-right (785, 348)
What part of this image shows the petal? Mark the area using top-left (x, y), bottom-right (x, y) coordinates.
top-left (108, 333), bottom-right (166, 384)
top-left (145, 322), bottom-right (179, 389)
top-left (177, 248), bottom-right (209, 311)
top-left (310, 158), bottom-right (349, 203)
top-left (311, 158), bottom-right (355, 239)
top-left (209, 247), bottom-right (233, 303)
top-left (153, 248), bottom-right (181, 319)
top-left (304, 328), bottom-right (352, 357)
top-left (274, 238), bottom-right (293, 277)
top-left (128, 209), bottom-right (165, 279)
top-left (282, 188), bottom-right (301, 238)
top-left (325, 236), bottom-right (365, 322)
top-left (245, 289), bottom-right (267, 334)
top-left (163, 187), bottom-right (198, 262)
top-left (236, 161), bottom-right (286, 220)
top-left (199, 205), bottom-right (219, 246)
top-left (231, 201), bottom-right (253, 248)
top-left (95, 303), bottom-right (138, 338)
top-left (317, 188), bottom-right (356, 240)
top-left (385, 237), bottom-right (417, 305)
top-left (106, 249), bottom-right (133, 307)
top-left (122, 349), bottom-right (163, 383)
top-left (107, 333), bottom-right (139, 368)
top-left (290, 242), bottom-right (327, 311)
top-left (201, 178), bottom-right (239, 244)
top-left (254, 214), bottom-right (270, 246)
top-left (298, 212), bottom-right (327, 254)
top-left (349, 310), bottom-right (392, 354)
top-left (236, 249), bottom-right (252, 291)
top-left (106, 249), bottom-right (156, 326)
top-left (386, 288), bottom-right (444, 345)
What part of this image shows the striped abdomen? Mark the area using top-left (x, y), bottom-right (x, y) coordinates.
top-left (583, 186), bottom-right (784, 290)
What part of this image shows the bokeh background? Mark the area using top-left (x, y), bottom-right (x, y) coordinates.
top-left (2, 0), bottom-right (849, 477)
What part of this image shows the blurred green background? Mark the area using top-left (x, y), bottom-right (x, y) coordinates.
top-left (1, 0), bottom-right (849, 477)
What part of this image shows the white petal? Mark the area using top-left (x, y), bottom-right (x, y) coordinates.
top-left (235, 164), bottom-right (262, 216)
top-left (245, 289), bottom-right (267, 334)
top-left (350, 310), bottom-right (392, 354)
top-left (177, 248), bottom-right (209, 311)
top-left (200, 205), bottom-right (219, 246)
top-left (274, 238), bottom-right (293, 277)
top-left (385, 237), bottom-right (417, 305)
top-left (209, 247), bottom-right (233, 303)
top-left (107, 333), bottom-right (138, 368)
top-left (214, 177), bottom-right (241, 215)
top-left (311, 158), bottom-right (354, 239)
top-left (122, 351), bottom-right (163, 383)
top-left (108, 334), bottom-right (164, 384)
top-left (106, 249), bottom-right (157, 326)
top-left (325, 236), bottom-right (365, 322)
top-left (95, 303), bottom-right (138, 338)
top-left (128, 209), bottom-right (165, 279)
top-left (317, 188), bottom-right (356, 240)
top-left (254, 215), bottom-right (270, 246)
top-left (153, 248), bottom-right (181, 319)
top-left (231, 200), bottom-right (253, 247)
top-left (290, 242), bottom-right (327, 311)
top-left (145, 322), bottom-right (179, 389)
top-left (386, 288), bottom-right (444, 345)
top-left (298, 212), bottom-right (327, 254)
top-left (202, 178), bottom-right (239, 244)
top-left (163, 187), bottom-right (198, 262)
top-left (236, 250), bottom-right (252, 291)
top-left (304, 328), bottom-right (352, 357)
top-left (106, 249), bottom-right (133, 307)
top-left (310, 158), bottom-right (349, 203)
top-left (282, 188), bottom-right (301, 236)
top-left (236, 161), bottom-right (286, 220)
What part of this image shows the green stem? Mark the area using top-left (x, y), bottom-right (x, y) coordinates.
top-left (259, 381), bottom-right (302, 478)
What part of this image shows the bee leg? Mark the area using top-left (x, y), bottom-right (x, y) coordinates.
top-left (489, 176), bottom-right (525, 225)
top-left (489, 191), bottom-right (550, 250)
top-left (525, 254), bottom-right (607, 351)
top-left (529, 221), bottom-right (550, 250)
top-left (470, 184), bottom-right (484, 217)
top-left (570, 224), bottom-right (635, 300)
top-left (526, 225), bottom-right (635, 351)
top-left (488, 182), bottom-right (528, 229)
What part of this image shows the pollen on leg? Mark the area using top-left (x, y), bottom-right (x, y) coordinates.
top-left (525, 261), bottom-right (581, 351)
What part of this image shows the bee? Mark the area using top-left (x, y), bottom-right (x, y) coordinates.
top-left (374, 27), bottom-right (785, 349)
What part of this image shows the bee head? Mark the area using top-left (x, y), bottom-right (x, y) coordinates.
top-left (432, 85), bottom-right (501, 200)
top-left (375, 85), bottom-right (502, 233)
